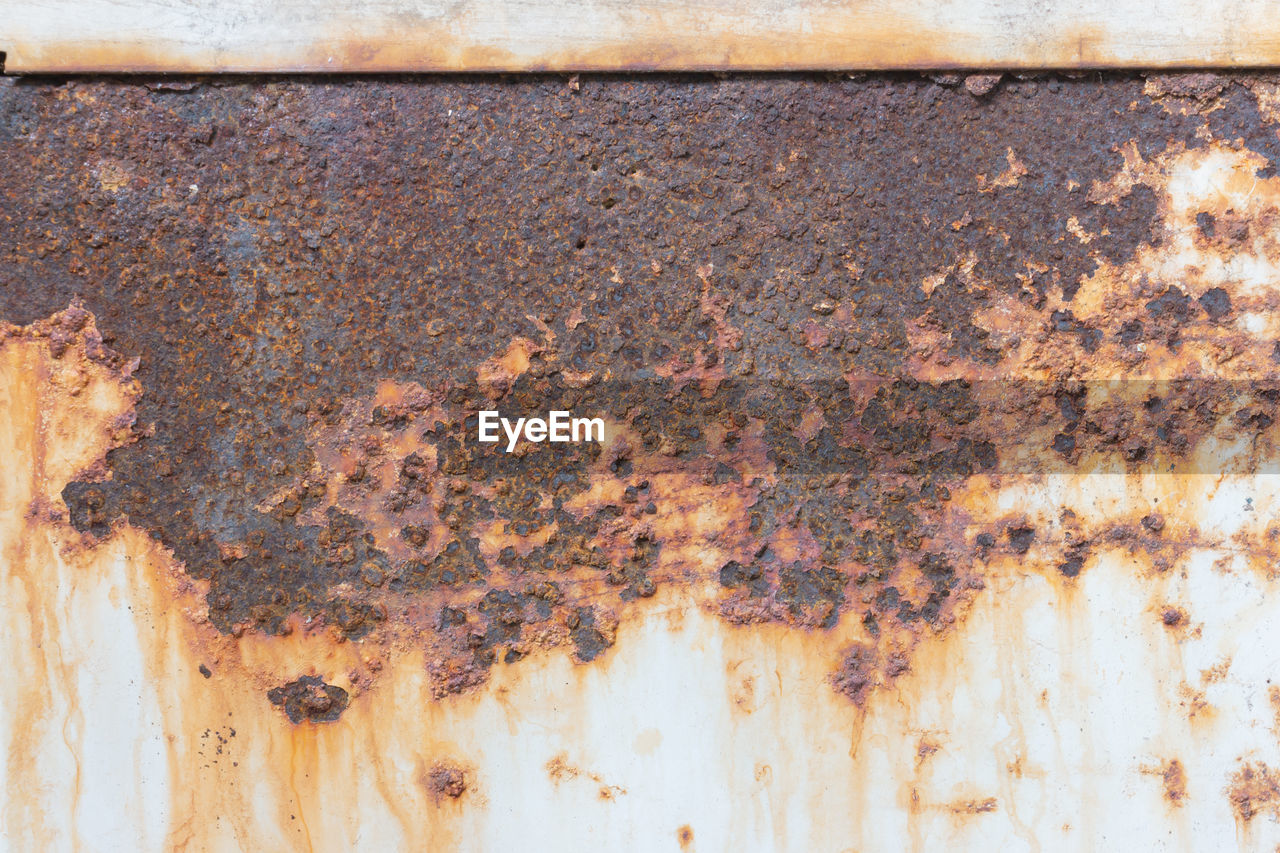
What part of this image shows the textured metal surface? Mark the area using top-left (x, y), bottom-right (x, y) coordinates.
top-left (3, 71), bottom-right (1187, 694)
top-left (9, 72), bottom-right (1280, 849)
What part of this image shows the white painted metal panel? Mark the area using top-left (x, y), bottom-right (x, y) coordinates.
top-left (7, 0), bottom-right (1280, 72)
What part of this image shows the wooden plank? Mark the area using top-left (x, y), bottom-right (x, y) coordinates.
top-left (7, 0), bottom-right (1280, 73)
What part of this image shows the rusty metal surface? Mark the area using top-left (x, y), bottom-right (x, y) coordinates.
top-left (9, 72), bottom-right (1280, 848)
top-left (2, 71), bottom-right (1181, 691)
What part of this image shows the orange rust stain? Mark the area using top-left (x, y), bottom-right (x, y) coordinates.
top-left (1163, 759), bottom-right (1188, 806)
top-left (563, 417), bottom-right (773, 581)
top-left (976, 148), bottom-right (1028, 192)
top-left (915, 735), bottom-right (941, 766)
top-left (263, 378), bottom-right (449, 564)
top-left (0, 304), bottom-right (138, 505)
top-left (546, 752), bottom-right (626, 800)
top-left (1229, 762), bottom-right (1280, 823)
top-left (1178, 683), bottom-right (1215, 724)
top-left (477, 336), bottom-right (539, 387)
top-left (1200, 657), bottom-right (1232, 685)
top-left (948, 796), bottom-right (998, 814)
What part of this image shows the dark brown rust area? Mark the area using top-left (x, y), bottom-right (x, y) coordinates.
top-left (2, 73), bottom-right (1273, 700)
top-left (426, 762), bottom-right (468, 801)
top-left (267, 675), bottom-right (350, 723)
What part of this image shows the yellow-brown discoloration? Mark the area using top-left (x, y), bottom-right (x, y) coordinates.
top-left (13, 1), bottom-right (1280, 73)
top-left (0, 304), bottom-right (138, 508)
top-left (948, 796), bottom-right (998, 814)
top-left (546, 752), bottom-right (627, 800)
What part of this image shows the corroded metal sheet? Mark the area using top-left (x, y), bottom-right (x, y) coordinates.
top-left (8, 0), bottom-right (1280, 72)
top-left (6, 73), bottom-right (1280, 849)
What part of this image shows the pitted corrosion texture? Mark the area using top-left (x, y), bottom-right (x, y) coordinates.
top-left (4, 72), bottom-right (1280, 707)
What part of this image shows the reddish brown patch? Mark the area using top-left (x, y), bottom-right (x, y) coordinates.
top-left (1161, 606), bottom-right (1187, 628)
top-left (1228, 762), bottom-right (1280, 823)
top-left (477, 337), bottom-right (541, 387)
top-left (426, 762), bottom-right (468, 801)
top-left (916, 735), bottom-right (941, 765)
top-left (1163, 759), bottom-right (1187, 806)
top-left (831, 643), bottom-right (914, 706)
top-left (948, 797), bottom-right (998, 814)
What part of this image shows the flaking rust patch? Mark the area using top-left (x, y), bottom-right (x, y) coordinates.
top-left (913, 140), bottom-right (1280, 382)
top-left (36, 77), bottom-right (1230, 734)
top-left (546, 752), bottom-right (627, 801)
top-left (976, 148), bottom-right (1028, 193)
top-left (425, 760), bottom-right (469, 803)
top-left (262, 378), bottom-right (452, 563)
top-left (0, 301), bottom-right (140, 510)
top-left (32, 137), bottom-right (1280, 746)
top-left (1243, 75), bottom-right (1280, 125)
top-left (32, 141), bottom-right (1280, 734)
top-left (255, 356), bottom-right (792, 694)
top-left (0, 306), bottom-right (407, 735)
top-left (23, 75), bottom-right (1280, 851)
top-left (1142, 74), bottom-right (1229, 117)
top-left (905, 136), bottom-right (1280, 607)
top-left (904, 136), bottom-right (1280, 838)
top-left (250, 328), bottom-right (1005, 711)
top-left (477, 336), bottom-right (542, 387)
top-left (1229, 762), bottom-right (1280, 823)
top-left (561, 417), bottom-right (773, 582)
